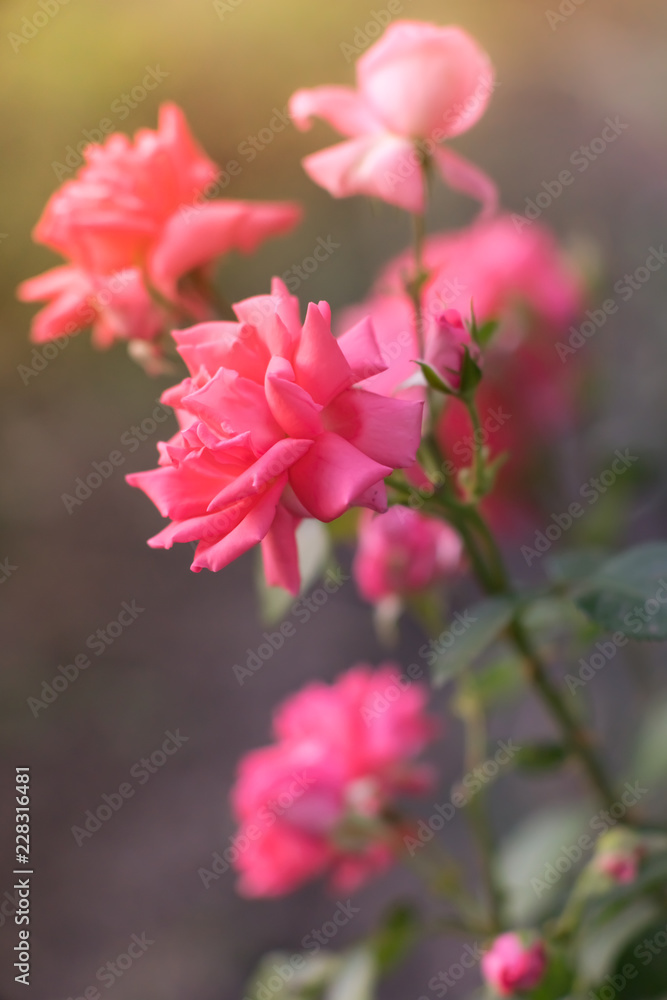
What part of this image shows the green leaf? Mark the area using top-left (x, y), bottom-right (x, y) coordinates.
top-left (545, 548), bottom-right (610, 587)
top-left (414, 360), bottom-right (454, 395)
top-left (496, 804), bottom-right (592, 924)
top-left (475, 319), bottom-right (500, 348)
top-left (247, 950), bottom-right (339, 1000)
top-left (605, 912), bottom-right (667, 999)
top-left (430, 597), bottom-right (516, 686)
top-left (576, 899), bottom-right (660, 988)
top-left (573, 542), bottom-right (667, 640)
top-left (459, 346), bottom-right (483, 397)
top-left (372, 903), bottom-right (420, 973)
top-left (456, 655), bottom-right (526, 708)
top-left (529, 949), bottom-right (573, 1000)
top-left (633, 698), bottom-right (667, 787)
top-left (514, 742), bottom-right (571, 772)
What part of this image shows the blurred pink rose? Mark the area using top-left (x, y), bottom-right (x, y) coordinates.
top-left (340, 215), bottom-right (585, 397)
top-left (290, 21), bottom-right (496, 214)
top-left (482, 933), bottom-right (547, 996)
top-left (425, 308), bottom-right (478, 390)
top-left (354, 507), bottom-right (463, 604)
top-left (596, 847), bottom-right (644, 884)
top-left (17, 265), bottom-right (165, 347)
top-left (19, 103), bottom-right (301, 347)
top-left (231, 664), bottom-right (439, 896)
top-left (338, 215), bottom-right (586, 534)
top-left (127, 279), bottom-right (422, 593)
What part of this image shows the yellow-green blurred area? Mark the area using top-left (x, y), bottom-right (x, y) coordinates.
top-left (0, 2), bottom-right (666, 999)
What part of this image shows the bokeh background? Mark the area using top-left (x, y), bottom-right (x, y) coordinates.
top-left (1, 1), bottom-right (666, 997)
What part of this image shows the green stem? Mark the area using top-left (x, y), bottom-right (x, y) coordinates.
top-left (460, 686), bottom-right (504, 932)
top-left (464, 396), bottom-right (486, 501)
top-left (423, 432), bottom-right (622, 814)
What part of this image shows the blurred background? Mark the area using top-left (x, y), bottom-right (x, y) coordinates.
top-left (0, 0), bottom-right (666, 997)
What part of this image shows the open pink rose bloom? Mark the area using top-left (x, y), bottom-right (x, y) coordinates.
top-left (231, 664), bottom-right (439, 896)
top-left (18, 103), bottom-right (301, 347)
top-left (290, 21), bottom-right (496, 213)
top-left (127, 279), bottom-right (423, 593)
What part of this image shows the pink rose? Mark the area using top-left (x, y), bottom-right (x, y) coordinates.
top-left (337, 215), bottom-right (586, 535)
top-left (17, 266), bottom-right (166, 347)
top-left (127, 279), bottom-right (422, 593)
top-left (482, 933), bottom-right (547, 996)
top-left (290, 21), bottom-right (496, 214)
top-left (231, 664), bottom-right (439, 897)
top-left (354, 507), bottom-right (463, 604)
top-left (339, 215), bottom-right (585, 400)
top-left (596, 846), bottom-right (644, 884)
top-left (19, 103), bottom-right (301, 347)
top-left (424, 308), bottom-right (477, 390)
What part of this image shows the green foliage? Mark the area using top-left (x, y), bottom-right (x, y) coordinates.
top-left (371, 904), bottom-right (420, 973)
top-left (514, 742), bottom-right (571, 772)
top-left (414, 360), bottom-right (455, 395)
top-left (573, 542), bottom-right (667, 640)
top-left (495, 805), bottom-right (592, 924)
top-left (430, 597), bottom-right (516, 685)
top-left (633, 698), bottom-right (667, 788)
top-left (453, 654), bottom-right (526, 710)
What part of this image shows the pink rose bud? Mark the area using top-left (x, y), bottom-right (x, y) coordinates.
top-left (353, 507), bottom-right (463, 603)
top-left (290, 21), bottom-right (496, 215)
top-left (424, 308), bottom-right (476, 389)
top-left (18, 103), bottom-right (301, 348)
top-left (127, 280), bottom-right (423, 593)
top-left (596, 846), bottom-right (645, 884)
top-left (230, 664), bottom-right (439, 897)
top-left (482, 933), bottom-right (547, 996)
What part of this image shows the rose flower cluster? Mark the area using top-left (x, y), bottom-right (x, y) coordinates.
top-left (16, 18), bottom-right (611, 1000)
